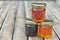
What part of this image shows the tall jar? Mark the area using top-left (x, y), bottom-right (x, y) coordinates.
top-left (32, 3), bottom-right (46, 22)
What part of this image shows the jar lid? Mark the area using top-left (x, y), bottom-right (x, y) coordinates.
top-left (41, 19), bottom-right (53, 26)
top-left (44, 19), bottom-right (53, 22)
top-left (32, 3), bottom-right (46, 8)
top-left (38, 19), bottom-right (53, 25)
top-left (32, 3), bottom-right (46, 6)
top-left (25, 18), bottom-right (37, 25)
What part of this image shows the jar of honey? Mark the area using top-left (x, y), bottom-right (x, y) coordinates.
top-left (32, 3), bottom-right (46, 22)
top-left (37, 19), bottom-right (53, 38)
top-left (25, 19), bottom-right (38, 37)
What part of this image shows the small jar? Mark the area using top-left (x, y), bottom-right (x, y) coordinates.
top-left (32, 3), bottom-right (46, 22)
top-left (25, 19), bottom-right (38, 37)
top-left (37, 19), bottom-right (53, 38)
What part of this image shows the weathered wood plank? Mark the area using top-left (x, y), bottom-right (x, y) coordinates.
top-left (0, 1), bottom-right (11, 29)
top-left (13, 1), bottom-right (27, 40)
top-left (29, 36), bottom-right (43, 40)
top-left (0, 1), bottom-right (11, 39)
top-left (24, 1), bottom-right (32, 19)
top-left (1, 1), bottom-right (19, 40)
top-left (16, 1), bottom-right (25, 19)
top-left (0, 1), bottom-right (4, 9)
top-left (13, 19), bottom-right (27, 40)
top-left (46, 2), bottom-right (60, 39)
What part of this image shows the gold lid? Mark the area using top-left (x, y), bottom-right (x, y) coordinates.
top-left (25, 19), bottom-right (37, 25)
top-left (32, 3), bottom-right (46, 8)
top-left (44, 19), bottom-right (53, 22)
top-left (38, 19), bottom-right (53, 26)
top-left (41, 19), bottom-right (53, 26)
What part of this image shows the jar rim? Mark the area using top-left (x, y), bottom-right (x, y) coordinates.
top-left (25, 18), bottom-right (37, 25)
top-left (32, 3), bottom-right (46, 6)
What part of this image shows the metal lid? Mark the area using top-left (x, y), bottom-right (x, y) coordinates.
top-left (32, 3), bottom-right (46, 6)
top-left (38, 19), bottom-right (53, 25)
top-left (32, 3), bottom-right (46, 8)
top-left (41, 19), bottom-right (53, 26)
top-left (25, 18), bottom-right (37, 25)
top-left (44, 19), bottom-right (53, 22)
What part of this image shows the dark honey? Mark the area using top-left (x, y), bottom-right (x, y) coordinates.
top-left (25, 19), bottom-right (38, 37)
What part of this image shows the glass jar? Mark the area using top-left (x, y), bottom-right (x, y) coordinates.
top-left (25, 19), bottom-right (38, 37)
top-left (37, 19), bottom-right (53, 38)
top-left (32, 3), bottom-right (46, 22)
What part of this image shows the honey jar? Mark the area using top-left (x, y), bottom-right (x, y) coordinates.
top-left (32, 3), bottom-right (46, 22)
top-left (37, 19), bottom-right (53, 38)
top-left (25, 19), bottom-right (38, 37)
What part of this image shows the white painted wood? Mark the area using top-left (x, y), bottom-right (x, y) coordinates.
top-left (13, 1), bottom-right (27, 40)
top-left (16, 1), bottom-right (25, 19)
top-left (46, 2), bottom-right (60, 39)
top-left (0, 1), bottom-right (11, 28)
top-left (56, 0), bottom-right (60, 6)
top-left (0, 1), bottom-right (4, 9)
top-left (13, 19), bottom-right (27, 40)
top-left (1, 1), bottom-right (19, 40)
top-left (29, 36), bottom-right (43, 40)
top-left (25, 1), bottom-right (32, 19)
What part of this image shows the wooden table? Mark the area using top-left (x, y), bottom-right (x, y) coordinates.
top-left (0, 1), bottom-right (60, 40)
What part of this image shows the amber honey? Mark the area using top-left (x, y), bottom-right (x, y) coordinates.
top-left (37, 19), bottom-right (53, 38)
top-left (32, 3), bottom-right (46, 22)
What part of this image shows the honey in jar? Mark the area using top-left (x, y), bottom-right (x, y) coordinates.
top-left (37, 19), bottom-right (53, 38)
top-left (25, 18), bottom-right (38, 37)
top-left (32, 3), bottom-right (46, 22)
